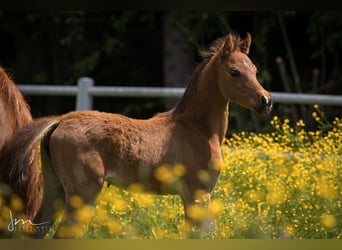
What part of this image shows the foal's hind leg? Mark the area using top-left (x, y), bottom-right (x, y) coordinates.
top-left (32, 183), bottom-right (65, 238)
top-left (54, 190), bottom-right (101, 239)
top-left (32, 149), bottom-right (65, 239)
top-left (52, 164), bottom-right (104, 239)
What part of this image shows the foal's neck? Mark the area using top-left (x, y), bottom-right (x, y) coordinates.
top-left (173, 56), bottom-right (229, 142)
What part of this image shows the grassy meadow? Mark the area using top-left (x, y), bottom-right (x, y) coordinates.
top-left (83, 105), bottom-right (342, 239)
top-left (1, 105), bottom-right (341, 239)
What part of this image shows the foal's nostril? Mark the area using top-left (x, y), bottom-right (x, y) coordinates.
top-left (261, 95), bottom-right (268, 106)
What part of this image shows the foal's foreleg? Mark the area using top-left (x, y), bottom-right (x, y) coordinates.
top-left (198, 193), bottom-right (215, 237)
top-left (182, 192), bottom-right (214, 239)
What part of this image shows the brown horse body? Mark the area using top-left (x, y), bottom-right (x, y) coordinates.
top-left (2, 33), bottom-right (272, 238)
top-left (0, 67), bottom-right (32, 150)
top-left (0, 67), bottom-right (41, 223)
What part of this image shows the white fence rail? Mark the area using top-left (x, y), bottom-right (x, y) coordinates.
top-left (17, 77), bottom-right (342, 111)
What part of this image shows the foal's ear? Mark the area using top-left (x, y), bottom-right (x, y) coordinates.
top-left (221, 34), bottom-right (235, 58)
top-left (239, 32), bottom-right (252, 55)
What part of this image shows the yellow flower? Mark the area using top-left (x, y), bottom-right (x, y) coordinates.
top-left (106, 219), bottom-right (123, 234)
top-left (173, 164), bottom-right (186, 177)
top-left (316, 177), bottom-right (337, 200)
top-left (320, 214), bottom-right (337, 229)
top-left (70, 195), bottom-right (84, 209)
top-left (248, 190), bottom-right (265, 202)
top-left (154, 164), bottom-right (185, 184)
top-left (111, 198), bottom-right (128, 214)
top-left (186, 205), bottom-right (208, 222)
top-left (154, 165), bottom-right (176, 184)
top-left (0, 206), bottom-right (10, 220)
top-left (75, 205), bottom-right (93, 223)
top-left (135, 194), bottom-right (155, 208)
top-left (209, 199), bottom-right (225, 216)
top-left (198, 170), bottom-right (211, 184)
top-left (127, 183), bottom-right (144, 193)
top-left (10, 195), bottom-right (23, 212)
top-left (266, 188), bottom-right (286, 205)
top-left (296, 119), bottom-right (305, 127)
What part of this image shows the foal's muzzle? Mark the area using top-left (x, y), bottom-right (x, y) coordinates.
top-left (259, 94), bottom-right (272, 115)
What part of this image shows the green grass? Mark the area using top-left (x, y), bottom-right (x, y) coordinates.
top-left (1, 105), bottom-right (341, 239)
top-left (83, 106), bottom-right (342, 239)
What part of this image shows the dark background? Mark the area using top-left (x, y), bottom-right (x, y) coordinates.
top-left (0, 11), bottom-right (341, 133)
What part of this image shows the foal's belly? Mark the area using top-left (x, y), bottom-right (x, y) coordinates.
top-left (104, 164), bottom-right (181, 196)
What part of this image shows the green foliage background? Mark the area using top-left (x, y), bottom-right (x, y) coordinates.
top-left (0, 11), bottom-right (341, 131)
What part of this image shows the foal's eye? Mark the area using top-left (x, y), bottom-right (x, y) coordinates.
top-left (229, 69), bottom-right (240, 77)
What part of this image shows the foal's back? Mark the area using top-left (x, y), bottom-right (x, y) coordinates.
top-left (47, 111), bottom-right (189, 192)
top-left (47, 110), bottom-right (214, 195)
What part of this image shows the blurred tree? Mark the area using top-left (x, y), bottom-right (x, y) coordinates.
top-left (0, 11), bottom-right (340, 131)
top-left (163, 12), bottom-right (194, 108)
top-left (307, 11), bottom-right (342, 93)
top-left (0, 11), bottom-right (164, 117)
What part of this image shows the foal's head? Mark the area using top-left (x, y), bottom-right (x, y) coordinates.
top-left (216, 33), bottom-right (272, 115)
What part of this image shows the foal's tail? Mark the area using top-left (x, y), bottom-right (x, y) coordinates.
top-left (0, 117), bottom-right (59, 219)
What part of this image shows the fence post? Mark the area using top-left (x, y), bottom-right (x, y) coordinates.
top-left (76, 77), bottom-right (94, 110)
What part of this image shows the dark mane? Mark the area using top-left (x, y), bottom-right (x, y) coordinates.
top-left (199, 33), bottom-right (241, 67)
top-left (173, 34), bottom-right (241, 115)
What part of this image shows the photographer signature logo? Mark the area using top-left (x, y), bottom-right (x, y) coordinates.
top-left (7, 210), bottom-right (50, 232)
